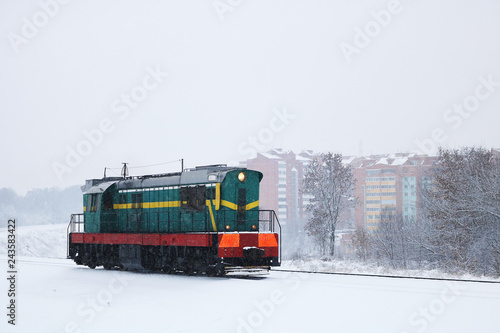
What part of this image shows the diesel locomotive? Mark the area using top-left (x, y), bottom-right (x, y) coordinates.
top-left (67, 165), bottom-right (281, 275)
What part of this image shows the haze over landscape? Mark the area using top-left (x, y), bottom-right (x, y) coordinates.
top-left (1, 0), bottom-right (500, 194)
top-left (1, 3), bottom-right (500, 333)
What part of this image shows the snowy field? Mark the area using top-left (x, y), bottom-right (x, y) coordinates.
top-left (0, 223), bottom-right (67, 259)
top-left (0, 224), bottom-right (499, 332)
top-left (0, 257), bottom-right (499, 333)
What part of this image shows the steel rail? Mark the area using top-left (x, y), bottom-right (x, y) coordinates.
top-left (273, 268), bottom-right (500, 284)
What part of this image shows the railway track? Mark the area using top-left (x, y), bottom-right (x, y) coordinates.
top-left (0, 257), bottom-right (77, 268)
top-left (273, 268), bottom-right (500, 284)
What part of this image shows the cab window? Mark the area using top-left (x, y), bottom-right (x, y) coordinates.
top-left (87, 194), bottom-right (100, 212)
top-left (180, 186), bottom-right (206, 211)
top-left (102, 191), bottom-right (114, 210)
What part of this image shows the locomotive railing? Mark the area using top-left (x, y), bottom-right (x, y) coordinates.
top-left (258, 210), bottom-right (282, 264)
top-left (216, 209), bottom-right (281, 232)
top-left (67, 213), bottom-right (84, 258)
top-left (258, 210), bottom-right (281, 234)
top-left (66, 209), bottom-right (282, 262)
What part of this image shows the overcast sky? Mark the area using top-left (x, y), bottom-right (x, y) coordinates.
top-left (1, 0), bottom-right (500, 194)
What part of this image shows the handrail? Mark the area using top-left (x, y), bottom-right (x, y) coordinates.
top-left (67, 213), bottom-right (84, 258)
top-left (269, 210), bottom-right (282, 264)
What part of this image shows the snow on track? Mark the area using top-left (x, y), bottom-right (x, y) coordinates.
top-left (1, 257), bottom-right (499, 333)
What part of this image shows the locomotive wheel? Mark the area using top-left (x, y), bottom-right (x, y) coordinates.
top-left (206, 264), bottom-right (225, 277)
top-left (183, 264), bottom-right (194, 276)
top-left (141, 250), bottom-right (156, 271)
top-left (215, 265), bottom-right (225, 277)
top-left (206, 266), bottom-right (216, 277)
top-left (74, 252), bottom-right (83, 265)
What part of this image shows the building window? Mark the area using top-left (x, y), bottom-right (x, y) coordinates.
top-left (381, 177), bottom-right (396, 181)
top-left (366, 177), bottom-right (381, 182)
top-left (366, 200), bottom-right (381, 204)
top-left (382, 200), bottom-right (396, 205)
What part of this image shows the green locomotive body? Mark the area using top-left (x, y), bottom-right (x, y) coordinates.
top-left (67, 165), bottom-right (281, 275)
top-left (83, 167), bottom-right (262, 234)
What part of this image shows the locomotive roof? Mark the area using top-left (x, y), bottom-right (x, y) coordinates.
top-left (82, 166), bottom-right (256, 194)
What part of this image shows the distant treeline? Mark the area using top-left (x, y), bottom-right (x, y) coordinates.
top-left (0, 186), bottom-right (82, 226)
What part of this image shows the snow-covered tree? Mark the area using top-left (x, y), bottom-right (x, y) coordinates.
top-left (421, 147), bottom-right (500, 276)
top-left (303, 153), bottom-right (355, 257)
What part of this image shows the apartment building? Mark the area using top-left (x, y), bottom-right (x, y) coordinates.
top-left (351, 154), bottom-right (436, 230)
top-left (242, 149), bottom-right (315, 225)
top-left (241, 149), bottom-right (437, 232)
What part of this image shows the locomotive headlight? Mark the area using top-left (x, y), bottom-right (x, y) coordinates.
top-left (238, 172), bottom-right (246, 182)
top-left (251, 225), bottom-right (257, 230)
top-left (225, 224), bottom-right (231, 230)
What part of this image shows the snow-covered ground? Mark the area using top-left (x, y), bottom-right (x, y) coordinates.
top-left (1, 257), bottom-right (499, 333)
top-left (0, 223), bottom-right (68, 259)
top-left (0, 224), bottom-right (499, 332)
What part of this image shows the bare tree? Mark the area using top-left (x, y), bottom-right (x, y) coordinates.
top-left (421, 147), bottom-right (500, 276)
top-left (371, 208), bottom-right (439, 270)
top-left (303, 153), bottom-right (355, 258)
top-left (352, 225), bottom-right (371, 262)
top-left (370, 210), bottom-right (406, 269)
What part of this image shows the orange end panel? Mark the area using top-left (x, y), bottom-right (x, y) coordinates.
top-left (219, 234), bottom-right (240, 248)
top-left (258, 233), bottom-right (278, 247)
